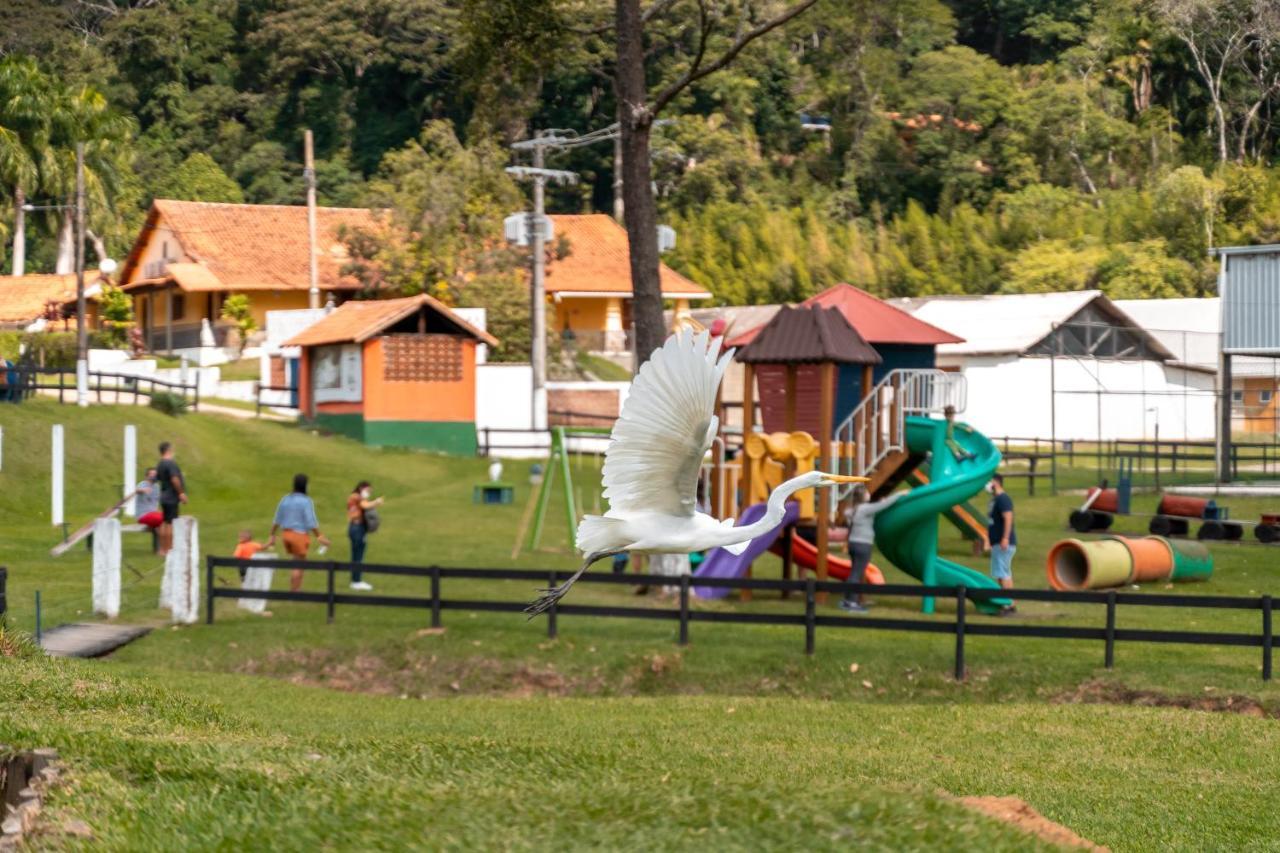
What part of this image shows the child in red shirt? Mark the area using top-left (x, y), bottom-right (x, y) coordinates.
top-left (233, 529), bottom-right (264, 581)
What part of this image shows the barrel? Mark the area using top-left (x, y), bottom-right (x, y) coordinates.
top-left (1069, 509), bottom-right (1112, 533)
top-left (1149, 515), bottom-right (1190, 537)
top-left (1167, 538), bottom-right (1213, 582)
top-left (1086, 487), bottom-right (1120, 514)
top-left (1046, 538), bottom-right (1134, 591)
top-left (1257, 524), bottom-right (1280, 544)
top-left (1157, 494), bottom-right (1210, 518)
top-left (1107, 535), bottom-right (1174, 583)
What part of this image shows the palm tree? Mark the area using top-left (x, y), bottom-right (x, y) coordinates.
top-left (0, 56), bottom-right (52, 276)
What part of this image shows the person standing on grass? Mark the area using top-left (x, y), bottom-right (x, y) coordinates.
top-left (987, 473), bottom-right (1017, 616)
top-left (840, 485), bottom-right (901, 613)
top-left (346, 480), bottom-right (383, 591)
top-left (266, 473), bottom-right (330, 592)
top-left (155, 442), bottom-right (187, 555)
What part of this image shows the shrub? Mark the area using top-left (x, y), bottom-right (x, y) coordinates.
top-left (149, 391), bottom-right (191, 416)
top-left (220, 295), bottom-right (257, 354)
top-left (98, 285), bottom-right (135, 349)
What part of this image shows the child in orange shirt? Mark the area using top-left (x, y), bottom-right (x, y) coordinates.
top-left (233, 529), bottom-right (264, 581)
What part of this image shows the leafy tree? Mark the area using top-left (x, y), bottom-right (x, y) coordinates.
top-left (153, 153), bottom-right (244, 203)
top-left (98, 284), bottom-right (134, 348)
top-left (220, 294), bottom-right (257, 355)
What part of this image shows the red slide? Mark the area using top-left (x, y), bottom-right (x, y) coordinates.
top-left (771, 532), bottom-right (886, 585)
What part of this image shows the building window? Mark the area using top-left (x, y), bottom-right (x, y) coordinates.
top-left (313, 344), bottom-right (362, 403)
top-left (171, 293), bottom-right (185, 320)
top-left (1232, 390), bottom-right (1244, 403)
top-left (1262, 390), bottom-right (1274, 405)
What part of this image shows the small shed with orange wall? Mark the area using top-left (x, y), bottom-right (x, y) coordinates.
top-left (285, 295), bottom-right (499, 455)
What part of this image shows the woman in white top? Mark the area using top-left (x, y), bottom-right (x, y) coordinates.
top-left (841, 485), bottom-right (902, 613)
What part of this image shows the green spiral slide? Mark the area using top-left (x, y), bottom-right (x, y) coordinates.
top-left (873, 415), bottom-right (1011, 615)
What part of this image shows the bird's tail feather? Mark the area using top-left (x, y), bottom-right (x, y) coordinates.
top-left (576, 515), bottom-right (627, 555)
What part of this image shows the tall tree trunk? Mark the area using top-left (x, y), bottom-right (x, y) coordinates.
top-left (1214, 99), bottom-right (1229, 163)
top-left (613, 102), bottom-right (625, 223)
top-left (55, 207), bottom-right (75, 274)
top-left (11, 185), bottom-right (25, 276)
top-left (616, 0), bottom-right (664, 366)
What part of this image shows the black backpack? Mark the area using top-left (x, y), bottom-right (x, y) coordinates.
top-left (363, 506), bottom-right (381, 534)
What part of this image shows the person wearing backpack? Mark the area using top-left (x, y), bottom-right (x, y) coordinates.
top-left (346, 481), bottom-right (384, 591)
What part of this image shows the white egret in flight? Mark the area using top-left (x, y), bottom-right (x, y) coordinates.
top-left (526, 329), bottom-right (866, 617)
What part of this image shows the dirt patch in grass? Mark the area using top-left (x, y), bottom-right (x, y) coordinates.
top-left (1055, 679), bottom-right (1276, 718)
top-left (957, 796), bottom-right (1107, 851)
top-left (235, 648), bottom-right (608, 698)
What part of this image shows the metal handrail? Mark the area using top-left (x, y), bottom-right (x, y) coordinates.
top-left (834, 369), bottom-right (967, 498)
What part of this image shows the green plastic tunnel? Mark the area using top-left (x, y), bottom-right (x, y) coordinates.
top-left (1046, 536), bottom-right (1213, 591)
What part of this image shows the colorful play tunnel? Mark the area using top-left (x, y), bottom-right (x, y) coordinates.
top-left (1046, 536), bottom-right (1213, 591)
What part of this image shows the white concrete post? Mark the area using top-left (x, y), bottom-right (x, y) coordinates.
top-left (51, 424), bottom-right (64, 527)
top-left (161, 517), bottom-right (199, 624)
top-left (91, 517), bottom-right (122, 618)
top-left (123, 424), bottom-right (137, 517)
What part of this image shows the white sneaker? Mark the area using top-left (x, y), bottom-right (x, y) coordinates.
top-left (350, 581), bottom-right (373, 591)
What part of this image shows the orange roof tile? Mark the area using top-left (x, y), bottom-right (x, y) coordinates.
top-left (119, 200), bottom-right (383, 293)
top-left (284, 294), bottom-right (499, 348)
top-left (545, 215), bottom-right (710, 298)
top-left (0, 274), bottom-right (78, 325)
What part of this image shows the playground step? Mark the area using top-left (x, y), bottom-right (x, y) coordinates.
top-left (869, 450), bottom-right (922, 497)
top-left (39, 622), bottom-right (151, 658)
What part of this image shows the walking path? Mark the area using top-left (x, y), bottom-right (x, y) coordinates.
top-left (39, 623), bottom-right (152, 658)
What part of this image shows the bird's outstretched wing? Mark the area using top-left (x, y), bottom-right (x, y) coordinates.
top-left (601, 329), bottom-right (733, 518)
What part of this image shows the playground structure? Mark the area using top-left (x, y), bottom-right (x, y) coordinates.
top-left (1069, 460), bottom-right (1278, 542)
top-left (1046, 535), bottom-right (1213, 591)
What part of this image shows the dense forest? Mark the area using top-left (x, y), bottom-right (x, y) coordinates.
top-left (6, 0), bottom-right (1280, 308)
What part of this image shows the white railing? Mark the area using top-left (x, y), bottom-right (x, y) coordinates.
top-left (834, 369), bottom-right (967, 498)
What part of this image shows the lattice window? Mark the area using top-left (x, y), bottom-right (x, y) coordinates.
top-left (383, 334), bottom-right (463, 382)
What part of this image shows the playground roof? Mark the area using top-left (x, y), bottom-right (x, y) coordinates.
top-left (119, 199), bottom-right (382, 293)
top-left (725, 284), bottom-right (962, 348)
top-left (735, 305), bottom-right (881, 365)
top-left (545, 215), bottom-right (711, 299)
top-left (284, 294), bottom-right (498, 348)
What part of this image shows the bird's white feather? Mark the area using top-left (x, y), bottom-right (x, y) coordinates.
top-left (600, 330), bottom-right (733, 519)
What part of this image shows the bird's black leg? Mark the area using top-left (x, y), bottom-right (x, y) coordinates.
top-left (524, 550), bottom-right (619, 619)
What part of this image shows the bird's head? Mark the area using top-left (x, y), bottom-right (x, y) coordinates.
top-left (802, 470), bottom-right (869, 488)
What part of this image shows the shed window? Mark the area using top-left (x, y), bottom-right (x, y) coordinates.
top-left (1261, 390), bottom-right (1274, 405)
top-left (1232, 390), bottom-right (1244, 403)
top-left (384, 335), bottom-right (464, 382)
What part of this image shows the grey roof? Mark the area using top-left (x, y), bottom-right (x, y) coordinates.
top-left (736, 306), bottom-right (881, 365)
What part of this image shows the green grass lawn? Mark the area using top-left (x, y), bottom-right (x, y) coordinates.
top-left (5, 399), bottom-right (1280, 849)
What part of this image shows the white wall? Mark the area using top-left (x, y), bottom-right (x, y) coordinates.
top-left (940, 354), bottom-right (1218, 440)
top-left (476, 363), bottom-right (547, 458)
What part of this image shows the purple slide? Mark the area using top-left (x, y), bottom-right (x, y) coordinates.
top-left (692, 501), bottom-right (799, 599)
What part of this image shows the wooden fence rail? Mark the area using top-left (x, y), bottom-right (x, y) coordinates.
top-left (207, 556), bottom-right (1274, 682)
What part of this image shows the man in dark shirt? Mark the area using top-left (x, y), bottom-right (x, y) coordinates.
top-left (986, 473), bottom-right (1016, 616)
top-left (155, 441), bottom-right (187, 555)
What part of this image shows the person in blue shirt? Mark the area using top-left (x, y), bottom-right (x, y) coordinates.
top-left (986, 473), bottom-right (1017, 616)
top-left (266, 473), bottom-right (330, 592)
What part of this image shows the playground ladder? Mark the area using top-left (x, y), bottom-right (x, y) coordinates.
top-left (833, 369), bottom-right (967, 500)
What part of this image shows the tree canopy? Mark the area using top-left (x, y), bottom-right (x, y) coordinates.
top-left (8, 0), bottom-right (1280, 306)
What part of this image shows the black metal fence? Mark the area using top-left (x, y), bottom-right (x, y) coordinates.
top-left (3, 367), bottom-right (199, 410)
top-left (0, 567), bottom-right (7, 622)
top-left (207, 556), bottom-right (1274, 682)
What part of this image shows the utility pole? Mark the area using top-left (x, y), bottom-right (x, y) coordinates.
top-left (530, 144), bottom-right (549, 431)
top-left (304, 130), bottom-right (320, 309)
top-left (75, 142), bottom-right (88, 408)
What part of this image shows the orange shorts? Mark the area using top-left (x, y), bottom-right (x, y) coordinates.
top-left (282, 530), bottom-right (310, 559)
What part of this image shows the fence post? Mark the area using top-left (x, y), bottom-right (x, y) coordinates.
top-left (254, 382), bottom-right (261, 418)
top-left (0, 567), bottom-right (6, 624)
top-left (547, 570), bottom-right (558, 640)
top-left (430, 566), bottom-right (441, 628)
top-left (326, 563), bottom-right (336, 624)
top-left (1104, 590), bottom-right (1116, 669)
top-left (678, 574), bottom-right (690, 646)
top-left (804, 577), bottom-right (816, 655)
top-left (205, 556), bottom-right (215, 624)
top-left (1263, 595), bottom-right (1273, 682)
top-left (35, 590), bottom-right (41, 644)
top-left (953, 586), bottom-right (966, 681)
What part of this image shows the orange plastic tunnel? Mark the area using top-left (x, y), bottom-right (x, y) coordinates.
top-left (1046, 536), bottom-right (1212, 591)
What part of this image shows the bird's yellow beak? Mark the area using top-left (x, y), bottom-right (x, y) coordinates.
top-left (823, 474), bottom-right (869, 484)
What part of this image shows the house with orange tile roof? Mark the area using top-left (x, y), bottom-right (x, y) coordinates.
top-left (117, 199), bottom-right (382, 353)
top-left (546, 214), bottom-right (711, 353)
top-left (284, 294), bottom-right (499, 454)
top-left (0, 273), bottom-right (107, 332)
